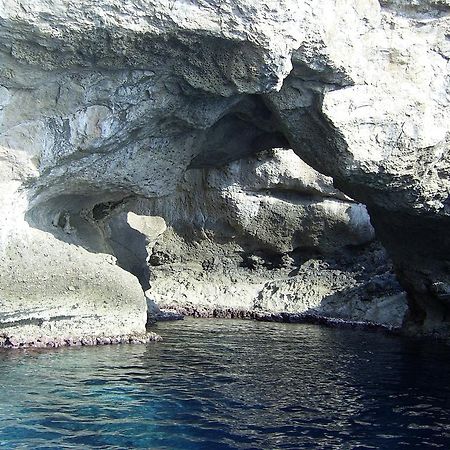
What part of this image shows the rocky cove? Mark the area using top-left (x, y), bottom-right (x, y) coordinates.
top-left (0, 0), bottom-right (449, 346)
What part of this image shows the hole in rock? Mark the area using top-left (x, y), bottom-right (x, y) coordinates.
top-left (189, 96), bottom-right (289, 168)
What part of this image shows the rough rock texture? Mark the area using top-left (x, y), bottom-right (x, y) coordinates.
top-left (0, 0), bottom-right (448, 341)
top-left (268, 1), bottom-right (450, 335)
top-left (0, 331), bottom-right (161, 349)
top-left (122, 149), bottom-right (406, 329)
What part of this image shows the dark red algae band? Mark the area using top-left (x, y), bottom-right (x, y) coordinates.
top-left (0, 332), bottom-right (162, 349)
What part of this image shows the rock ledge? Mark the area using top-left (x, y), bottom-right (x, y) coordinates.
top-left (0, 332), bottom-right (161, 349)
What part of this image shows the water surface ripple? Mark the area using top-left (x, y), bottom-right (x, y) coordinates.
top-left (0, 319), bottom-right (449, 449)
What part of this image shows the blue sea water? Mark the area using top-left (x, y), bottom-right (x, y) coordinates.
top-left (0, 318), bottom-right (449, 449)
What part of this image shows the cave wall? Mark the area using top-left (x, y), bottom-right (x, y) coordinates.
top-left (119, 149), bottom-right (406, 327)
top-left (265, 0), bottom-right (450, 334)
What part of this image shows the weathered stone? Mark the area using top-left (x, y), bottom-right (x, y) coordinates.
top-left (0, 0), bottom-right (448, 340)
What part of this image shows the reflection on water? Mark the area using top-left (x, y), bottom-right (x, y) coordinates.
top-left (0, 319), bottom-right (449, 449)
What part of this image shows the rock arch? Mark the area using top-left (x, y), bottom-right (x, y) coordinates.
top-left (0, 0), bottom-right (448, 343)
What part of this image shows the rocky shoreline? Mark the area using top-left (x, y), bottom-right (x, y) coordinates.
top-left (150, 307), bottom-right (450, 342)
top-left (0, 332), bottom-right (161, 349)
top-left (153, 306), bottom-right (402, 333)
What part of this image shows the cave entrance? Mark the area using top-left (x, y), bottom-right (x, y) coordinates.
top-left (22, 92), bottom-right (408, 330)
top-left (95, 145), bottom-right (407, 328)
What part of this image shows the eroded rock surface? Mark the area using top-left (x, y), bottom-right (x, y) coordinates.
top-left (0, 0), bottom-right (448, 342)
top-left (121, 149), bottom-right (406, 329)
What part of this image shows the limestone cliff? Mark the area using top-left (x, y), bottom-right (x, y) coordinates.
top-left (0, 0), bottom-right (448, 344)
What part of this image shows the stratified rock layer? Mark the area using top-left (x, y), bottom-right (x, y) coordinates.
top-left (0, 0), bottom-right (448, 340)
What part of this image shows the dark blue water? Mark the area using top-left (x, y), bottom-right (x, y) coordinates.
top-left (0, 319), bottom-right (449, 449)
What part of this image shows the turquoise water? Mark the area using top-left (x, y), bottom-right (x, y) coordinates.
top-left (0, 319), bottom-right (449, 449)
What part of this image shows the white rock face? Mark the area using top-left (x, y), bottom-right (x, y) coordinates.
top-left (0, 0), bottom-right (448, 340)
top-left (200, 149), bottom-right (375, 253)
top-left (266, 0), bottom-right (450, 334)
top-left (125, 150), bottom-right (405, 328)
